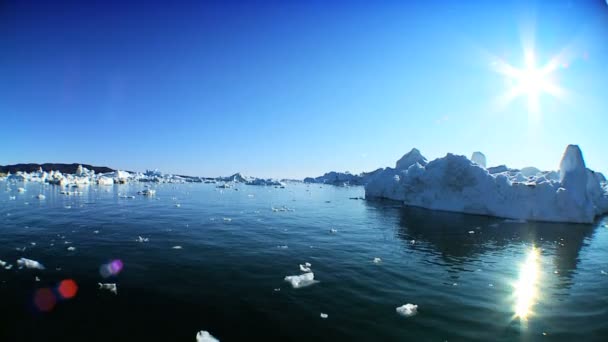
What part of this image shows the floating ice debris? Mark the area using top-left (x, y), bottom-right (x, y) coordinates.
top-left (172, 246), bottom-right (183, 249)
top-left (136, 236), bottom-right (149, 243)
top-left (396, 303), bottom-right (418, 317)
top-left (223, 218), bottom-right (232, 222)
top-left (65, 205), bottom-right (71, 209)
top-left (329, 228), bottom-right (338, 234)
top-left (248, 194), bottom-right (254, 198)
top-left (0, 260), bottom-right (6, 267)
top-left (5, 265), bottom-right (13, 270)
top-left (30, 242), bottom-right (36, 246)
top-left (196, 330), bottom-right (219, 342)
top-left (299, 264), bottom-right (311, 272)
top-left (17, 258), bottom-right (45, 270)
top-left (98, 283), bottom-right (118, 295)
top-left (9, 196), bottom-right (15, 200)
top-left (277, 245), bottom-right (288, 249)
top-left (18, 188), bottom-right (25, 193)
top-left (320, 313), bottom-right (328, 319)
top-left (35, 194), bottom-right (45, 200)
top-left (373, 257), bottom-right (382, 264)
top-left (273, 288), bottom-right (281, 292)
top-left (601, 270), bottom-right (607, 275)
top-left (35, 276), bottom-right (40, 282)
top-left (93, 230), bottom-right (99, 234)
top-left (15, 247), bottom-right (26, 252)
top-left (468, 231), bottom-right (475, 234)
top-left (284, 272), bottom-right (318, 288)
top-left (488, 283), bottom-right (494, 287)
top-left (410, 240), bottom-right (416, 245)
top-left (139, 189), bottom-right (156, 196)
top-left (67, 246), bottom-right (76, 251)
top-left (175, 203), bottom-right (181, 207)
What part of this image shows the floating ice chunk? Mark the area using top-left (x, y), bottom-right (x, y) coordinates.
top-left (35, 276), bottom-right (40, 282)
top-left (98, 283), bottom-right (118, 294)
top-left (139, 189), bottom-right (156, 196)
top-left (410, 240), bottom-right (416, 245)
top-left (320, 313), bottom-right (328, 319)
top-left (373, 257), bottom-right (382, 264)
top-left (304, 262), bottom-right (311, 267)
top-left (223, 218), bottom-right (232, 222)
top-left (468, 230), bottom-right (475, 234)
top-left (5, 264), bottom-right (13, 270)
top-left (277, 245), bottom-right (288, 249)
top-left (93, 230), bottom-right (99, 234)
top-left (30, 242), bottom-right (36, 246)
top-left (175, 203), bottom-right (181, 207)
top-left (172, 245), bottom-right (183, 249)
top-left (67, 246), bottom-right (76, 251)
top-left (17, 258), bottom-right (45, 270)
top-left (18, 188), bottom-right (26, 193)
top-left (136, 236), bottom-right (149, 243)
top-left (299, 264), bottom-right (311, 272)
top-left (0, 260), bottom-right (6, 267)
top-left (396, 303), bottom-right (418, 317)
top-left (196, 330), bottom-right (219, 342)
top-left (284, 272), bottom-right (318, 288)
top-left (9, 196), bottom-right (15, 200)
top-left (35, 194), bottom-right (45, 200)
top-left (329, 228), bottom-right (338, 234)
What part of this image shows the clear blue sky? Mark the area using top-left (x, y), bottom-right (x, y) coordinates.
top-left (2, 0), bottom-right (607, 178)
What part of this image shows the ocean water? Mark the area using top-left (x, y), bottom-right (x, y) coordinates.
top-left (0, 181), bottom-right (607, 341)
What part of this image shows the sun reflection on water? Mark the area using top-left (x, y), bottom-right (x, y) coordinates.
top-left (513, 247), bottom-right (540, 320)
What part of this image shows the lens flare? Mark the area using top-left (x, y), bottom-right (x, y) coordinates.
top-left (99, 259), bottom-right (124, 278)
top-left (34, 288), bottom-right (57, 312)
top-left (513, 247), bottom-right (540, 320)
top-left (58, 279), bottom-right (79, 299)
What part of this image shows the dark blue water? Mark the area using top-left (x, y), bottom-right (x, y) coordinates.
top-left (1, 181), bottom-right (607, 341)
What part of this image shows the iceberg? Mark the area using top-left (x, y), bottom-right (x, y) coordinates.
top-left (284, 272), bottom-right (318, 288)
top-left (17, 258), bottom-right (45, 270)
top-left (365, 145), bottom-right (608, 223)
top-left (396, 303), bottom-right (418, 317)
top-left (98, 283), bottom-right (118, 294)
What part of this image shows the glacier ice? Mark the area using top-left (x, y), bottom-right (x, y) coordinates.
top-left (284, 272), bottom-right (318, 288)
top-left (365, 145), bottom-right (608, 223)
top-left (396, 303), bottom-right (418, 317)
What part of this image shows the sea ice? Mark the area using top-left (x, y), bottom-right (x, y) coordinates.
top-left (67, 246), bottom-right (76, 251)
top-left (98, 283), bottom-right (118, 294)
top-left (373, 257), bottom-right (382, 263)
top-left (172, 245), bottom-right (183, 249)
top-left (320, 313), bottom-right (328, 319)
top-left (17, 258), bottom-right (45, 270)
top-left (365, 145), bottom-right (608, 223)
top-left (196, 330), bottom-right (219, 342)
top-left (396, 303), bottom-right (418, 317)
top-left (299, 264), bottom-right (311, 272)
top-left (136, 236), bottom-right (149, 243)
top-left (284, 272), bottom-right (318, 288)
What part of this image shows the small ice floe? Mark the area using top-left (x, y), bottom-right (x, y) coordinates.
top-left (17, 258), bottom-right (45, 270)
top-left (284, 272), bottom-right (318, 289)
top-left (5, 264), bottom-right (13, 270)
top-left (299, 264), bottom-right (312, 272)
top-left (468, 230), bottom-right (475, 234)
top-left (64, 205), bottom-right (72, 209)
top-left (223, 218), bottom-right (232, 222)
top-left (396, 303), bottom-right (418, 317)
top-left (9, 196), bottom-right (15, 200)
top-left (18, 188), bottom-right (26, 193)
top-left (136, 236), bottom-right (149, 243)
top-left (172, 245), bottom-right (183, 249)
top-left (35, 194), bottom-right (45, 200)
top-left (98, 283), bottom-right (118, 295)
top-left (273, 288), bottom-right (281, 292)
top-left (0, 260), bottom-right (6, 267)
top-left (67, 246), bottom-right (76, 251)
top-left (30, 242), bottom-right (36, 246)
top-left (601, 270), bottom-right (607, 275)
top-left (277, 245), bottom-right (288, 249)
top-left (329, 228), bottom-right (338, 234)
top-left (35, 276), bottom-right (40, 282)
top-left (93, 230), bottom-right (99, 234)
top-left (410, 240), bottom-right (416, 245)
top-left (15, 247), bottom-right (26, 252)
top-left (373, 257), bottom-right (382, 264)
top-left (196, 330), bottom-right (219, 342)
top-left (175, 203), bottom-right (181, 208)
top-left (320, 313), bottom-right (328, 319)
top-left (139, 189), bottom-right (156, 196)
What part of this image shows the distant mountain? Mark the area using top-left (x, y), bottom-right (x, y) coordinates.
top-left (0, 163), bottom-right (114, 174)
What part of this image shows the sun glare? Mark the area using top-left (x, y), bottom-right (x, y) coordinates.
top-left (513, 247), bottom-right (540, 320)
top-left (492, 47), bottom-right (565, 121)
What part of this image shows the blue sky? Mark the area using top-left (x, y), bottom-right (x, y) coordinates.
top-left (2, 0), bottom-right (607, 178)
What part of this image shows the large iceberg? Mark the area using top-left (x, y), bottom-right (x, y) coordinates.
top-left (365, 145), bottom-right (608, 223)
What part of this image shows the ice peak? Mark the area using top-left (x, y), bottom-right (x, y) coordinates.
top-left (396, 148), bottom-right (427, 170)
top-left (471, 152), bottom-right (487, 168)
top-left (559, 145), bottom-right (586, 184)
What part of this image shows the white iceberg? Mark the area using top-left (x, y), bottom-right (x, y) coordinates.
top-left (284, 272), bottom-right (318, 288)
top-left (196, 330), bottom-right (219, 342)
top-left (396, 303), bottom-right (418, 317)
top-left (471, 152), bottom-right (487, 168)
top-left (97, 177), bottom-right (114, 186)
top-left (365, 145), bottom-right (608, 223)
top-left (17, 258), bottom-right (45, 270)
top-left (299, 264), bottom-right (311, 272)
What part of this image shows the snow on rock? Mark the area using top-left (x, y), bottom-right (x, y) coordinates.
top-left (471, 152), bottom-right (487, 168)
top-left (196, 330), bottom-right (220, 342)
top-left (17, 258), bottom-right (45, 270)
top-left (365, 145), bottom-right (608, 223)
top-left (396, 303), bottom-right (418, 317)
top-left (284, 272), bottom-right (318, 288)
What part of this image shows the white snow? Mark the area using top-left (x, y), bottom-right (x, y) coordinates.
top-left (196, 330), bottom-right (219, 342)
top-left (17, 258), bottom-right (45, 270)
top-left (365, 145), bottom-right (608, 223)
top-left (98, 283), bottom-right (118, 294)
top-left (284, 272), bottom-right (318, 288)
top-left (396, 303), bottom-right (418, 317)
top-left (471, 152), bottom-right (487, 168)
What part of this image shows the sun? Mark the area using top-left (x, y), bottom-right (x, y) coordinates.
top-left (492, 48), bottom-right (565, 121)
